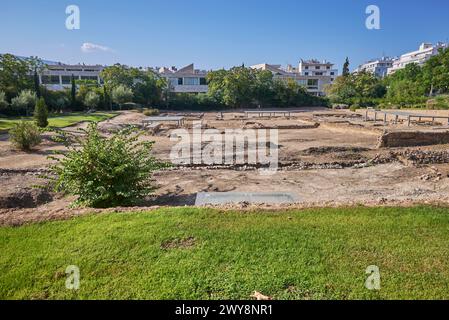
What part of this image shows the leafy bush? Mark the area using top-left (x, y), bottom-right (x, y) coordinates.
top-left (84, 91), bottom-right (100, 110)
top-left (54, 96), bottom-right (69, 112)
top-left (349, 104), bottom-right (359, 112)
top-left (112, 85), bottom-right (133, 107)
top-left (122, 102), bottom-right (142, 110)
top-left (40, 87), bottom-right (70, 112)
top-left (9, 121), bottom-right (42, 151)
top-left (34, 97), bottom-right (49, 127)
top-left (142, 108), bottom-right (160, 116)
top-left (10, 90), bottom-right (37, 116)
top-left (427, 95), bottom-right (449, 110)
top-left (48, 123), bottom-right (168, 207)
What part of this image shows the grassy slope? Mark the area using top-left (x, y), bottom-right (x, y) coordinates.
top-left (1, 206), bottom-right (449, 300)
top-left (0, 112), bottom-right (117, 131)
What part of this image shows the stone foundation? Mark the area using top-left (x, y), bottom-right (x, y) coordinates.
top-left (377, 130), bottom-right (449, 148)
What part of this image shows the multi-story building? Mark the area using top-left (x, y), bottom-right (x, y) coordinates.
top-left (387, 42), bottom-right (448, 75)
top-left (353, 57), bottom-right (393, 78)
top-left (39, 63), bottom-right (104, 90)
top-left (251, 59), bottom-right (337, 96)
top-left (38, 62), bottom-right (209, 94)
top-left (156, 63), bottom-right (208, 94)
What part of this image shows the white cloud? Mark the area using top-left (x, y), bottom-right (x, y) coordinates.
top-left (81, 42), bottom-right (114, 53)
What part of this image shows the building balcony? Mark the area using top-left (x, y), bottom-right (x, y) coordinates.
top-left (172, 85), bottom-right (209, 93)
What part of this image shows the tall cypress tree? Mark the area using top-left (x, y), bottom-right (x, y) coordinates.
top-left (71, 74), bottom-right (76, 107)
top-left (103, 85), bottom-right (112, 111)
top-left (34, 69), bottom-right (41, 98)
top-left (342, 57), bottom-right (350, 76)
top-left (34, 97), bottom-right (48, 128)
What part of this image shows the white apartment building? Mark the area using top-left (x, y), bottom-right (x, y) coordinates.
top-left (387, 42), bottom-right (448, 75)
top-left (39, 64), bottom-right (104, 90)
top-left (354, 57), bottom-right (393, 78)
top-left (251, 59), bottom-right (338, 96)
top-left (38, 61), bottom-right (209, 94)
top-left (157, 63), bottom-right (208, 94)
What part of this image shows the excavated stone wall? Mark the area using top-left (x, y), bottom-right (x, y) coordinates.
top-left (377, 130), bottom-right (449, 148)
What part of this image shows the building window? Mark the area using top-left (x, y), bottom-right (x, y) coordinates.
top-left (307, 79), bottom-right (319, 89)
top-left (178, 78), bottom-right (183, 85)
top-left (184, 77), bottom-right (200, 85)
top-left (200, 77), bottom-right (207, 85)
top-left (41, 75), bottom-right (60, 84)
top-left (41, 76), bottom-right (50, 84)
top-left (305, 72), bottom-right (309, 75)
top-left (169, 78), bottom-right (178, 87)
top-left (326, 66), bottom-right (330, 69)
top-left (315, 72), bottom-right (323, 76)
top-left (315, 66), bottom-right (321, 70)
top-left (81, 76), bottom-right (98, 81)
top-left (305, 66), bottom-right (309, 70)
top-left (61, 76), bottom-right (71, 84)
top-left (330, 72), bottom-right (335, 75)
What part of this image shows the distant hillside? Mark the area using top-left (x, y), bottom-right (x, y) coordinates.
top-left (0, 53), bottom-right (61, 65)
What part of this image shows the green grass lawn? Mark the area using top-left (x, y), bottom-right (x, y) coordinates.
top-left (1, 206), bottom-right (449, 300)
top-left (0, 112), bottom-right (117, 131)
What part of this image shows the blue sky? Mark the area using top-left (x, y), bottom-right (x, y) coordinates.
top-left (1, 0), bottom-right (449, 72)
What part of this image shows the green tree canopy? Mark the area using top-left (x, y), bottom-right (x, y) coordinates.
top-left (0, 54), bottom-right (33, 99)
top-left (11, 89), bottom-right (37, 116)
top-left (112, 85), bottom-right (133, 107)
top-left (325, 71), bottom-right (386, 104)
top-left (84, 91), bottom-right (100, 110)
top-left (100, 64), bottom-right (164, 105)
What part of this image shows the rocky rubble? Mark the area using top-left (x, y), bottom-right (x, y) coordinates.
top-left (165, 149), bottom-right (449, 172)
top-left (0, 168), bottom-right (51, 176)
top-left (0, 187), bottom-right (53, 209)
top-left (399, 149), bottom-right (449, 165)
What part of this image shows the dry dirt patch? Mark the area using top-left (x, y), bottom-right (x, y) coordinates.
top-left (161, 237), bottom-right (196, 250)
top-left (3, 109), bottom-right (449, 226)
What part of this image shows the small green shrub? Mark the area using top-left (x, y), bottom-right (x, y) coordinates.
top-left (9, 121), bottom-right (42, 151)
top-left (349, 104), bottom-right (360, 112)
top-left (143, 108), bottom-right (160, 116)
top-left (34, 97), bottom-right (49, 127)
top-left (112, 85), bottom-right (133, 109)
top-left (426, 99), bottom-right (436, 109)
top-left (10, 90), bottom-right (37, 116)
top-left (83, 91), bottom-right (100, 110)
top-left (48, 123), bottom-right (168, 207)
top-left (427, 96), bottom-right (449, 110)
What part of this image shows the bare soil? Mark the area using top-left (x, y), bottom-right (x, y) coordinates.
top-left (2, 108), bottom-right (449, 226)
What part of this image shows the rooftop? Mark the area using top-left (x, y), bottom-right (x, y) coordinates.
top-left (300, 59), bottom-right (333, 65)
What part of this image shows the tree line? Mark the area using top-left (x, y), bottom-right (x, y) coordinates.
top-left (326, 47), bottom-right (449, 109)
top-left (0, 54), bottom-right (168, 116)
top-left (1, 54), bottom-right (327, 116)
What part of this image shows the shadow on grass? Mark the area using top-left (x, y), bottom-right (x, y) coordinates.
top-left (146, 193), bottom-right (197, 206)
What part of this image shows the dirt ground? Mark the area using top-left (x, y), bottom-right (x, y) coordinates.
top-left (2, 107), bottom-right (449, 226)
